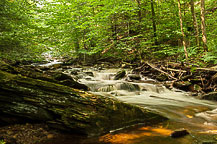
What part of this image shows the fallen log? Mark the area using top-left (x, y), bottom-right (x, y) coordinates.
top-left (0, 61), bottom-right (89, 91)
top-left (0, 70), bottom-right (167, 136)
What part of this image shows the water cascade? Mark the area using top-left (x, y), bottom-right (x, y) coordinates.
top-left (79, 69), bottom-right (217, 144)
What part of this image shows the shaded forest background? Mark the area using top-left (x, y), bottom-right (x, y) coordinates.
top-left (0, 0), bottom-right (216, 65)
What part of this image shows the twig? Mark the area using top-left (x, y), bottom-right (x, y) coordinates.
top-left (145, 61), bottom-right (178, 80)
top-left (200, 75), bottom-right (205, 88)
top-left (162, 67), bottom-right (187, 73)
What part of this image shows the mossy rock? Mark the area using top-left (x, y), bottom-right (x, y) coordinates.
top-left (128, 74), bottom-right (141, 81)
top-left (173, 81), bottom-right (192, 91)
top-left (114, 70), bottom-right (126, 80)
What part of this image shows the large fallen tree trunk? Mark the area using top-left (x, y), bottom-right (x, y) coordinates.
top-left (0, 70), bottom-right (166, 136)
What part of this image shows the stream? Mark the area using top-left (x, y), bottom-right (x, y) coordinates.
top-left (45, 68), bottom-right (217, 144)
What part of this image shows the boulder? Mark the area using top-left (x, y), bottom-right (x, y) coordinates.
top-left (114, 70), bottom-right (126, 80)
top-left (0, 70), bottom-right (167, 136)
top-left (127, 74), bottom-right (141, 81)
top-left (170, 128), bottom-right (190, 138)
top-left (84, 72), bottom-right (94, 77)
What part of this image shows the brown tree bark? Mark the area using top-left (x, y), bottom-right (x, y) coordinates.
top-left (190, 0), bottom-right (200, 47)
top-left (200, 0), bottom-right (208, 52)
top-left (177, 0), bottom-right (188, 61)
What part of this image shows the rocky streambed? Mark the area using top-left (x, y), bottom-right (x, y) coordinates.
top-left (0, 60), bottom-right (217, 144)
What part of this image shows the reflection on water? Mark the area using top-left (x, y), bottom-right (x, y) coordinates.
top-left (99, 125), bottom-right (182, 144)
top-left (99, 120), bottom-right (217, 144)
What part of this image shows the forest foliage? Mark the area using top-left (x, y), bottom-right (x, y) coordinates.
top-left (0, 0), bottom-right (216, 65)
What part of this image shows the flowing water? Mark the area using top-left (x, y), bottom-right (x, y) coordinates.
top-left (45, 68), bottom-right (217, 144)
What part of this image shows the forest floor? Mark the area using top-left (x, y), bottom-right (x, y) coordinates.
top-left (0, 123), bottom-right (58, 144)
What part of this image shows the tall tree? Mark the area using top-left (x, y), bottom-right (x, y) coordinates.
top-left (190, 0), bottom-right (200, 47)
top-left (151, 0), bottom-right (157, 44)
top-left (177, 0), bottom-right (188, 61)
top-left (136, 0), bottom-right (142, 24)
top-left (200, 0), bottom-right (208, 52)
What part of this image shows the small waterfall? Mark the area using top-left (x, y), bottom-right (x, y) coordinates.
top-left (115, 82), bottom-right (140, 92)
top-left (98, 85), bottom-right (117, 92)
top-left (79, 68), bottom-right (217, 122)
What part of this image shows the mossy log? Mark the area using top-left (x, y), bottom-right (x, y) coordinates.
top-left (0, 61), bottom-right (88, 91)
top-left (0, 70), bottom-right (167, 136)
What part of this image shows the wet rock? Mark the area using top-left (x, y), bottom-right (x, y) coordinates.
top-left (51, 72), bottom-right (89, 90)
top-left (53, 72), bottom-right (72, 81)
top-left (128, 74), bottom-right (141, 81)
top-left (69, 68), bottom-right (82, 75)
top-left (70, 71), bottom-right (78, 75)
top-left (98, 67), bottom-right (104, 70)
top-left (170, 129), bottom-right (190, 138)
top-left (191, 92), bottom-right (198, 97)
top-left (59, 79), bottom-right (89, 91)
top-left (173, 81), bottom-right (192, 91)
top-left (114, 70), bottom-right (126, 80)
top-left (84, 72), bottom-right (94, 77)
top-left (85, 76), bottom-right (93, 81)
top-left (201, 92), bottom-right (217, 101)
top-left (115, 82), bottom-right (140, 92)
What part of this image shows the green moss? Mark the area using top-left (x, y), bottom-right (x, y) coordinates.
top-left (23, 97), bottom-right (41, 103)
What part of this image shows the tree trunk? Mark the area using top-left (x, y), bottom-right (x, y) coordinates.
top-left (111, 14), bottom-right (118, 47)
top-left (177, 0), bottom-right (188, 61)
top-left (0, 65), bottom-right (166, 136)
top-left (200, 0), bottom-right (208, 52)
top-left (151, 0), bottom-right (157, 45)
top-left (136, 0), bottom-right (142, 30)
top-left (190, 0), bottom-right (200, 47)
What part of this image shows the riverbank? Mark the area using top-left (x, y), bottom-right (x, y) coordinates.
top-left (0, 59), bottom-right (216, 144)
